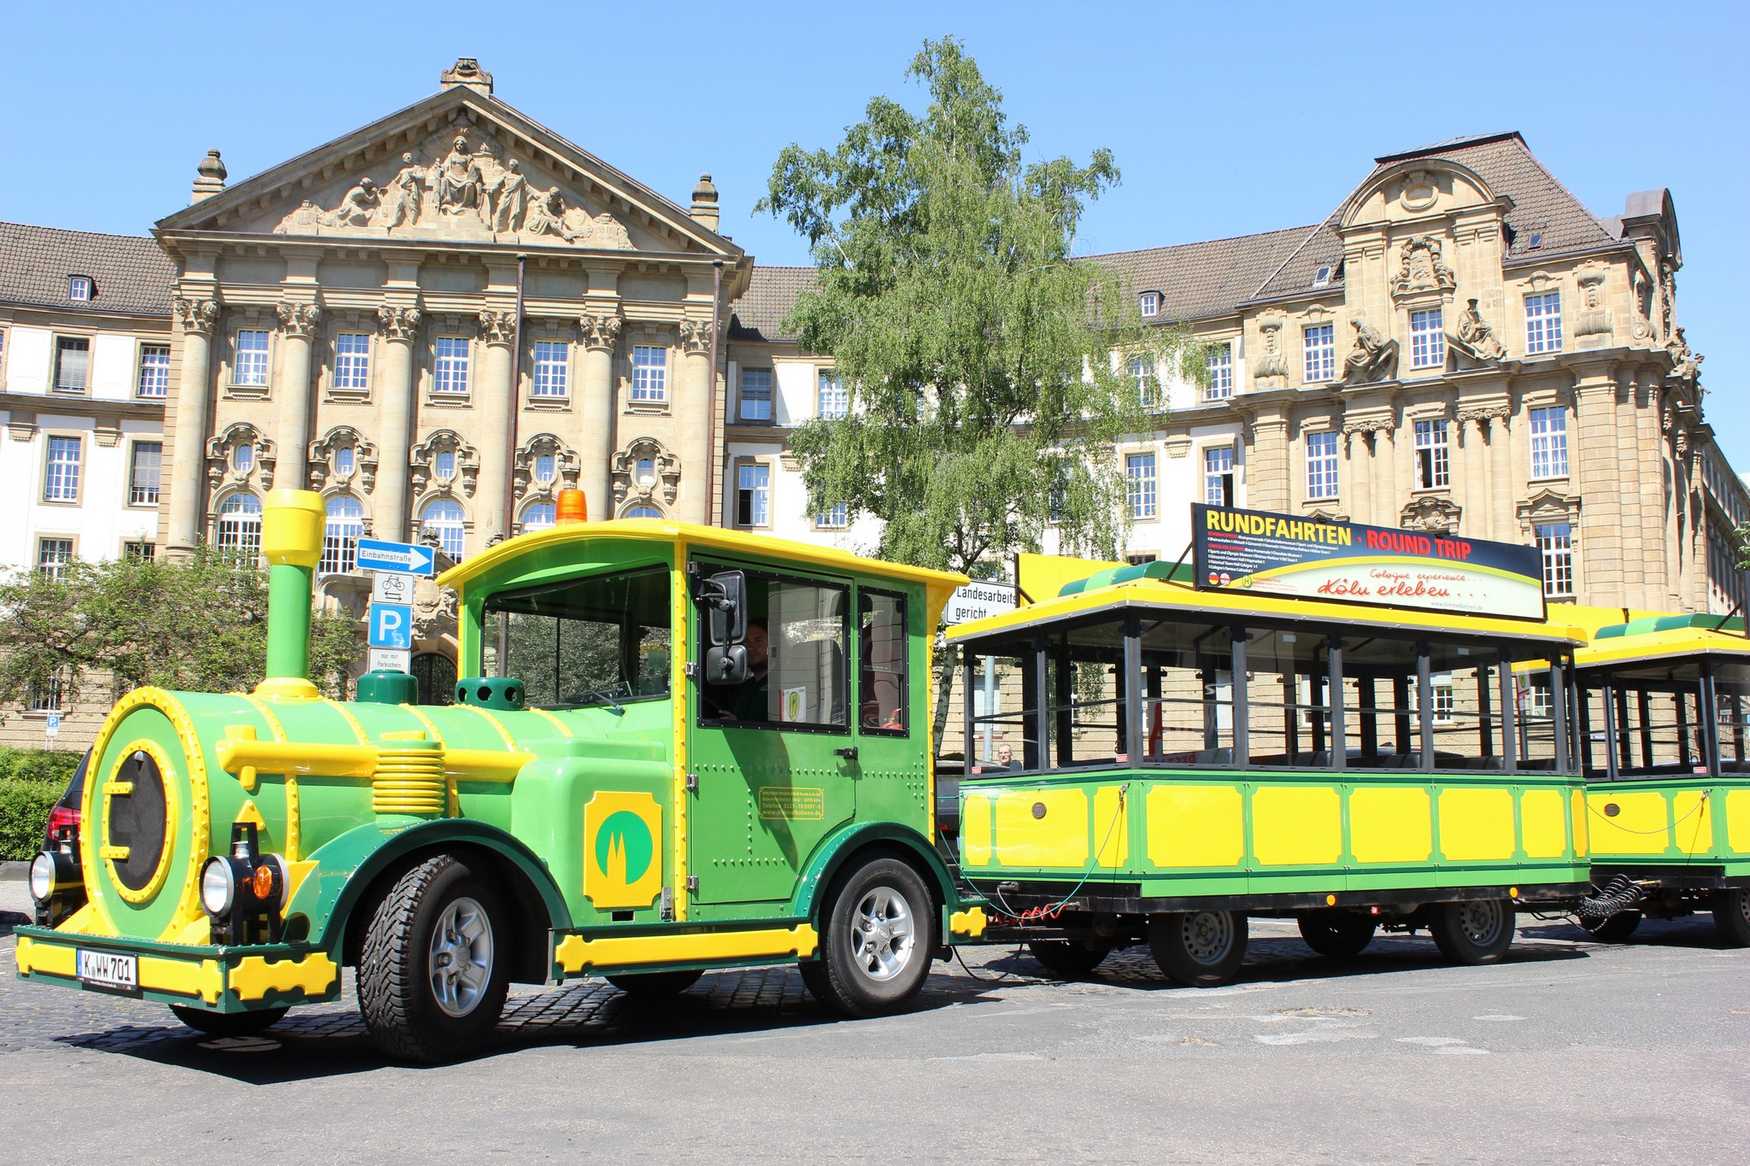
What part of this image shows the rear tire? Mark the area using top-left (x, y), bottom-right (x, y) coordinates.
top-left (1027, 940), bottom-right (1110, 978)
top-left (171, 1005), bottom-right (288, 1038)
top-left (1297, 910), bottom-right (1377, 958)
top-left (358, 854), bottom-right (509, 1063)
top-left (607, 970), bottom-right (704, 997)
top-left (1711, 888), bottom-right (1750, 947)
top-left (1580, 910), bottom-right (1642, 944)
top-left (800, 857), bottom-right (935, 1016)
top-left (1429, 899), bottom-right (1514, 965)
top-left (1149, 910), bottom-right (1247, 987)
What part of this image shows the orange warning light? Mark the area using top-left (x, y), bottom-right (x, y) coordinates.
top-left (556, 488), bottom-right (588, 525)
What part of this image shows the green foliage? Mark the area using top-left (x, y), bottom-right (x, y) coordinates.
top-left (0, 551), bottom-right (360, 718)
top-left (760, 36), bottom-right (1197, 575)
top-left (0, 778), bottom-right (64, 861)
top-left (0, 747), bottom-right (83, 785)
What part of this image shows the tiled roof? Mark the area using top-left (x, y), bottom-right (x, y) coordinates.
top-left (1084, 225), bottom-right (1315, 323)
top-left (0, 222), bottom-right (174, 316)
top-left (730, 265), bottom-right (817, 341)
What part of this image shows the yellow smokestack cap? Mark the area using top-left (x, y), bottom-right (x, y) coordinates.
top-left (262, 488), bottom-right (325, 569)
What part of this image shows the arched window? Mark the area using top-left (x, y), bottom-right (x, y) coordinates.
top-left (215, 492), bottom-right (262, 561)
top-left (624, 505), bottom-right (662, 519)
top-left (420, 498), bottom-right (466, 561)
top-left (521, 501), bottom-right (556, 532)
top-left (320, 494), bottom-right (365, 575)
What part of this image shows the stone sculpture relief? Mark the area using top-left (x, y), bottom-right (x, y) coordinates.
top-left (308, 426), bottom-right (379, 493)
top-left (1574, 263), bottom-right (1613, 344)
top-left (1341, 319), bottom-right (1399, 385)
top-left (1447, 297), bottom-right (1506, 365)
top-left (174, 296), bottom-right (220, 336)
top-left (1391, 235), bottom-right (1456, 298)
top-left (275, 130), bottom-right (636, 249)
top-left (1666, 326), bottom-right (1703, 383)
top-left (611, 437), bottom-right (682, 510)
top-left (206, 424), bottom-right (274, 491)
top-left (1400, 494), bottom-right (1462, 534)
top-left (1252, 316), bottom-right (1287, 384)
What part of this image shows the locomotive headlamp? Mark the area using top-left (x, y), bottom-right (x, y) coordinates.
top-left (200, 856), bottom-right (238, 916)
top-left (202, 822), bottom-right (289, 942)
top-left (31, 832), bottom-right (85, 927)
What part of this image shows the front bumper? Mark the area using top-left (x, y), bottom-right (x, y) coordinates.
top-left (13, 925), bottom-right (340, 1014)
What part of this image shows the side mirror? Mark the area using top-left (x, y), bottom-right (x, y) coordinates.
top-left (706, 643), bottom-right (750, 685)
top-left (702, 570), bottom-right (747, 647)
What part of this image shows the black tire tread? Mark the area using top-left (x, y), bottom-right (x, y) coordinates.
top-left (1297, 911), bottom-right (1378, 959)
top-left (1581, 910), bottom-right (1642, 944)
top-left (802, 856), bottom-right (935, 1017)
top-left (1428, 899), bottom-right (1515, 965)
top-left (1027, 940), bottom-right (1110, 978)
top-left (1712, 889), bottom-right (1750, 947)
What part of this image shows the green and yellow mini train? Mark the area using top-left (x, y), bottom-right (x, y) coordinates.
top-left (17, 489), bottom-right (986, 1060)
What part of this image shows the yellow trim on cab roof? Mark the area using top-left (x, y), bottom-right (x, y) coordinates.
top-left (438, 518), bottom-right (968, 594)
top-left (947, 573), bottom-right (1585, 647)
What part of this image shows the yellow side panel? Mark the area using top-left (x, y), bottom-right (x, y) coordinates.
top-left (961, 792), bottom-right (993, 866)
top-left (1587, 790), bottom-right (1670, 856)
top-left (554, 924), bottom-right (818, 974)
top-left (1670, 790), bottom-right (1714, 858)
top-left (1438, 788), bottom-right (1516, 861)
top-left (1349, 786), bottom-right (1432, 864)
top-left (994, 788), bottom-right (1089, 868)
top-left (1519, 789), bottom-right (1568, 859)
top-left (1092, 785), bottom-right (1130, 868)
top-left (1146, 785), bottom-right (1244, 869)
top-left (1571, 788), bottom-right (1589, 858)
top-left (1728, 789), bottom-right (1750, 856)
top-left (1253, 786), bottom-right (1342, 867)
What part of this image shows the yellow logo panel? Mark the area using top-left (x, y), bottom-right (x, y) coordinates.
top-left (583, 791), bottom-right (663, 910)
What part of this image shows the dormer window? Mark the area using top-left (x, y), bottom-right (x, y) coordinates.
top-left (67, 275), bottom-right (93, 302)
top-left (1312, 265), bottom-right (1333, 289)
top-left (1139, 291), bottom-right (1160, 318)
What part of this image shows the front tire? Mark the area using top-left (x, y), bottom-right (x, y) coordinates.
top-left (358, 854), bottom-right (509, 1063)
top-left (608, 970), bottom-right (704, 997)
top-left (1711, 888), bottom-right (1750, 947)
top-left (1580, 910), bottom-right (1642, 944)
top-left (800, 857), bottom-right (935, 1016)
top-left (1429, 899), bottom-right (1515, 965)
top-left (1150, 910), bottom-right (1247, 987)
top-left (1297, 910), bottom-right (1377, 958)
top-left (171, 1005), bottom-right (288, 1038)
top-left (1027, 940), bottom-right (1110, 978)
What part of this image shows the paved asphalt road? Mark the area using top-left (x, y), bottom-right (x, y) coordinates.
top-left (2, 866), bottom-right (1745, 1164)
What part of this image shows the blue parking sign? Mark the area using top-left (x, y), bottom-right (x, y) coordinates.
top-left (368, 602), bottom-right (414, 651)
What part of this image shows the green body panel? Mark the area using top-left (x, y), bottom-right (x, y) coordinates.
top-left (960, 765), bottom-right (1590, 900)
top-left (1584, 775), bottom-right (1750, 878)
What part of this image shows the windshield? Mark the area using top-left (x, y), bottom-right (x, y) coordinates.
top-left (483, 567), bottom-right (671, 709)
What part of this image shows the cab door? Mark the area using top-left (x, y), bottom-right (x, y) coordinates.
top-left (687, 558), bottom-right (858, 905)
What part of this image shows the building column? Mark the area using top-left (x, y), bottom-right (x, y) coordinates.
top-left (167, 295), bottom-right (219, 556)
top-left (1245, 413), bottom-right (1289, 511)
top-left (475, 310), bottom-right (518, 546)
top-left (578, 311), bottom-right (622, 521)
top-left (273, 300), bottom-right (321, 490)
top-left (1373, 422), bottom-right (1397, 526)
top-left (374, 305), bottom-right (422, 542)
top-left (676, 319), bottom-right (713, 523)
top-left (1458, 415), bottom-right (1486, 538)
top-left (1488, 414), bottom-right (1514, 543)
top-left (1573, 375), bottom-right (1622, 600)
top-left (1341, 424), bottom-right (1368, 522)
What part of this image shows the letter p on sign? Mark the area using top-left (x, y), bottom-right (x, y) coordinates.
top-left (368, 602), bottom-right (414, 651)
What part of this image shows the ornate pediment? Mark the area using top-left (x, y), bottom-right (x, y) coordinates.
top-left (1400, 494), bottom-right (1461, 534)
top-left (1391, 235), bottom-right (1456, 299)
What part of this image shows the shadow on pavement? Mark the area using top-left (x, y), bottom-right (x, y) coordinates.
top-left (1521, 914), bottom-right (1736, 950)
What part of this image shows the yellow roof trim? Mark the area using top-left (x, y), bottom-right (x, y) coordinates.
top-left (946, 574), bottom-right (1586, 647)
top-left (438, 518), bottom-right (967, 596)
top-left (1576, 627), bottom-right (1750, 670)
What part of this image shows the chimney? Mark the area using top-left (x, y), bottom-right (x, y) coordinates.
top-left (690, 173), bottom-right (720, 233)
top-left (441, 57), bottom-right (494, 96)
top-left (191, 149), bottom-right (227, 205)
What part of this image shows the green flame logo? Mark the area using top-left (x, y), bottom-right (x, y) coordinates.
top-left (595, 809), bottom-right (654, 885)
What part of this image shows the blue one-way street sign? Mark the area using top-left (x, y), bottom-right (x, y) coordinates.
top-left (368, 602), bottom-right (414, 651)
top-left (356, 537), bottom-right (437, 576)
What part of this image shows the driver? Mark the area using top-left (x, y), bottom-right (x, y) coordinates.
top-left (728, 620), bottom-right (771, 722)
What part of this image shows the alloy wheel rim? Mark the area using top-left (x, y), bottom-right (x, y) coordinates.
top-left (849, 885), bottom-right (915, 982)
top-left (1183, 911), bottom-right (1234, 965)
top-left (1456, 900), bottom-right (1504, 946)
top-left (428, 896), bottom-right (494, 1018)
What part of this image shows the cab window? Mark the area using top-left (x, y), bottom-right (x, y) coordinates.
top-left (483, 567), bottom-right (671, 708)
top-left (859, 589), bottom-right (909, 735)
top-left (700, 568), bottom-right (849, 729)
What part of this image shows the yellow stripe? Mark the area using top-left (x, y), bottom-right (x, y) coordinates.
top-left (671, 545), bottom-right (689, 922)
top-left (528, 706), bottom-right (573, 738)
top-left (460, 703), bottom-right (518, 749)
top-left (326, 698), bottom-right (369, 744)
top-left (553, 924), bottom-right (817, 974)
top-left (241, 693), bottom-right (300, 861)
top-left (402, 705), bottom-right (456, 815)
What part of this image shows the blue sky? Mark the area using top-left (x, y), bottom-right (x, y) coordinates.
top-left (8, 1), bottom-right (1746, 459)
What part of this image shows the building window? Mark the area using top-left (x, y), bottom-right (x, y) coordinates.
top-left (68, 275), bottom-right (93, 302)
top-left (1126, 553), bottom-right (1158, 566)
top-left (1306, 431), bottom-right (1339, 501)
top-left (434, 449), bottom-right (457, 481)
top-left (420, 498), bottom-right (466, 561)
top-left (137, 344), bottom-right (171, 398)
top-left (1529, 406), bottom-right (1569, 479)
top-left (631, 345), bottom-right (667, 402)
top-left (818, 371), bottom-right (848, 420)
top-left (1125, 452), bottom-right (1157, 519)
top-left (1525, 291), bottom-right (1563, 355)
top-left (522, 501), bottom-right (556, 531)
top-left (740, 368), bottom-right (773, 422)
top-left (234, 330), bottom-right (270, 387)
top-left (319, 494), bottom-right (365, 576)
top-left (816, 502), bottom-right (849, 529)
top-left (1410, 308), bottom-right (1445, 370)
top-left (625, 505), bottom-right (662, 518)
top-left (735, 462), bottom-right (771, 527)
top-left (1204, 445), bottom-right (1235, 506)
top-left (27, 673), bottom-right (64, 713)
top-left (1536, 521), bottom-right (1575, 598)
top-left (1205, 343), bottom-right (1232, 401)
top-left (216, 492), bottom-right (263, 560)
top-left (233, 442), bottom-right (255, 474)
top-left (123, 541), bottom-right (155, 561)
top-left (1413, 418), bottom-right (1450, 489)
top-left (43, 435), bottom-right (81, 501)
top-left (53, 336), bottom-right (90, 392)
top-left (36, 538), bottom-right (73, 579)
top-left (531, 341), bottom-right (569, 399)
top-left (335, 445), bottom-right (356, 476)
top-left (1139, 291), bottom-right (1160, 318)
top-left (128, 442), bottom-right (162, 506)
top-left (533, 452), bottom-right (556, 487)
top-left (1303, 323), bottom-right (1335, 383)
top-left (1432, 674), bottom-right (1455, 724)
top-left (1130, 355), bottom-right (1157, 409)
top-left (334, 333), bottom-right (371, 392)
top-left (433, 337), bottom-right (470, 396)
